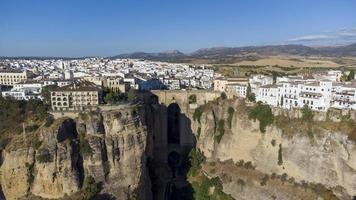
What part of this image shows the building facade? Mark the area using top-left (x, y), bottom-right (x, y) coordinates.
top-left (50, 81), bottom-right (101, 111)
top-left (0, 70), bottom-right (28, 86)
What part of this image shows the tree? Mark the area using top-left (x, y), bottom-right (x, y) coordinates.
top-left (104, 91), bottom-right (119, 105)
top-left (248, 103), bottom-right (274, 133)
top-left (280, 96), bottom-right (284, 106)
top-left (246, 83), bottom-right (256, 102)
top-left (82, 176), bottom-right (100, 200)
top-left (220, 92), bottom-right (227, 100)
top-left (278, 144), bottom-right (283, 165)
top-left (272, 72), bottom-right (278, 84)
top-left (41, 85), bottom-right (59, 105)
top-left (301, 105), bottom-right (314, 122)
top-left (127, 88), bottom-right (137, 102)
top-left (348, 70), bottom-right (355, 80)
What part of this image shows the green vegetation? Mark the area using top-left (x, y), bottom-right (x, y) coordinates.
top-left (193, 106), bottom-right (204, 124)
top-left (246, 83), bottom-right (256, 102)
top-left (104, 89), bottom-right (121, 105)
top-left (188, 148), bottom-right (205, 177)
top-left (220, 92), bottom-right (227, 100)
top-left (348, 69), bottom-right (354, 80)
top-left (260, 175), bottom-right (269, 186)
top-left (271, 139), bottom-right (276, 146)
top-left (189, 94), bottom-right (197, 104)
top-left (32, 140), bottom-right (42, 150)
top-left (307, 129), bottom-right (314, 140)
top-left (36, 148), bottom-right (53, 163)
top-left (82, 176), bottom-right (100, 200)
top-left (26, 162), bottom-right (35, 186)
top-left (278, 144), bottom-right (283, 165)
top-left (127, 88), bottom-right (138, 102)
top-left (79, 133), bottom-right (93, 158)
top-left (41, 85), bottom-right (59, 105)
top-left (197, 127), bottom-right (202, 139)
top-left (248, 102), bottom-right (274, 133)
top-left (227, 107), bottom-right (235, 128)
top-left (0, 97), bottom-right (49, 136)
top-left (301, 105), bottom-right (314, 122)
top-left (215, 119), bottom-right (225, 143)
top-left (191, 176), bottom-right (234, 200)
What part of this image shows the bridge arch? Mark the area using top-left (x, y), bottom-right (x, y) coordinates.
top-left (167, 103), bottom-right (181, 144)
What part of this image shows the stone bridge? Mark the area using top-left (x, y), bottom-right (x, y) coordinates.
top-left (151, 90), bottom-right (220, 114)
top-left (143, 90), bottom-right (221, 199)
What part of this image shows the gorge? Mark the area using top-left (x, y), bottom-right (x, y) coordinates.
top-left (0, 90), bottom-right (355, 200)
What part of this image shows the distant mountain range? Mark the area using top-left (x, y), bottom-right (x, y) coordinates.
top-left (2, 43), bottom-right (356, 62)
top-left (112, 43), bottom-right (356, 62)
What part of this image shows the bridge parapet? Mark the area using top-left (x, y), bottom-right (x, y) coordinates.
top-left (151, 90), bottom-right (220, 114)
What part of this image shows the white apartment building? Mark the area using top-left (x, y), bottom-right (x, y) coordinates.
top-left (249, 75), bottom-right (273, 94)
top-left (298, 80), bottom-right (332, 111)
top-left (278, 82), bottom-right (303, 109)
top-left (331, 84), bottom-right (356, 110)
top-left (257, 84), bottom-right (279, 107)
top-left (226, 83), bottom-right (248, 98)
top-left (1, 80), bottom-right (43, 100)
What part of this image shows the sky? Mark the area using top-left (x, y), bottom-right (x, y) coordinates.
top-left (0, 0), bottom-right (356, 57)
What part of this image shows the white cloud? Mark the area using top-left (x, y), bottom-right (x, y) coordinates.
top-left (288, 28), bottom-right (356, 43)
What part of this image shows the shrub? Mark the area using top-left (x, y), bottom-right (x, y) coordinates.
top-left (196, 127), bottom-right (201, 139)
top-left (301, 105), bottom-right (314, 122)
top-left (220, 92), bottom-right (227, 100)
top-left (79, 133), bottom-right (93, 158)
top-left (193, 106), bottom-right (204, 124)
top-left (244, 161), bottom-right (254, 170)
top-left (227, 107), bottom-right (235, 128)
top-left (215, 119), bottom-right (225, 143)
top-left (249, 103), bottom-right (274, 133)
top-left (188, 148), bottom-right (205, 177)
top-left (127, 88), bottom-right (138, 102)
top-left (235, 160), bottom-right (243, 167)
top-left (79, 112), bottom-right (89, 121)
top-left (82, 176), bottom-right (100, 200)
top-left (189, 94), bottom-right (197, 104)
top-left (36, 148), bottom-right (52, 163)
top-left (32, 140), bottom-right (42, 150)
top-left (260, 175), bottom-right (269, 186)
top-left (271, 139), bottom-right (276, 146)
top-left (281, 173), bottom-right (288, 183)
top-left (192, 175), bottom-right (233, 200)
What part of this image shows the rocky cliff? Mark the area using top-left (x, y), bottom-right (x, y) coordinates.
top-left (190, 99), bottom-right (356, 199)
top-left (0, 104), bottom-right (151, 200)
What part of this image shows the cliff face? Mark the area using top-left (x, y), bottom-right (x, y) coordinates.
top-left (0, 105), bottom-right (151, 200)
top-left (190, 100), bottom-right (356, 199)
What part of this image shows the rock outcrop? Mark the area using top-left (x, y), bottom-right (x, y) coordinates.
top-left (0, 104), bottom-right (151, 200)
top-left (191, 99), bottom-right (356, 199)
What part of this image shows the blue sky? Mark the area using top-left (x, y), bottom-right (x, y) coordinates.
top-left (0, 0), bottom-right (355, 57)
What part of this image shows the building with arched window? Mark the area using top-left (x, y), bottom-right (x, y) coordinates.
top-left (50, 80), bottom-right (101, 111)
